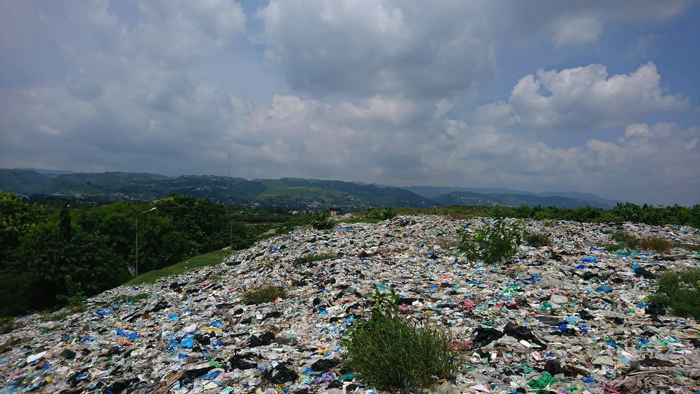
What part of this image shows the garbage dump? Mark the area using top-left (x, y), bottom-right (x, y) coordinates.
top-left (1, 216), bottom-right (699, 393)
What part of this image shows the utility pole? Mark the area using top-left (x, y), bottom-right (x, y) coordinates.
top-left (227, 153), bottom-right (232, 251)
top-left (135, 207), bottom-right (157, 276)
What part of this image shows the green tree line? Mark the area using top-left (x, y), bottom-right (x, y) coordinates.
top-left (0, 191), bottom-right (265, 316)
top-left (509, 202), bottom-right (700, 227)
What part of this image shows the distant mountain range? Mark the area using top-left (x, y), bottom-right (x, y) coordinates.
top-left (0, 168), bottom-right (619, 209)
top-left (406, 186), bottom-right (619, 208)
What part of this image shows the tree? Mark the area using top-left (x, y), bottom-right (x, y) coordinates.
top-left (12, 224), bottom-right (127, 309)
top-left (0, 191), bottom-right (45, 270)
top-left (154, 194), bottom-right (229, 254)
top-left (75, 201), bottom-right (192, 273)
top-left (58, 202), bottom-right (73, 243)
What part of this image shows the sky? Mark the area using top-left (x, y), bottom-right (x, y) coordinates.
top-left (1, 1), bottom-right (699, 206)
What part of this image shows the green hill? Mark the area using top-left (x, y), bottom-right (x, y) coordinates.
top-left (0, 169), bottom-right (50, 194)
top-left (432, 191), bottom-right (614, 209)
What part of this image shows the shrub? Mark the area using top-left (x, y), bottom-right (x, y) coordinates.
top-left (649, 270), bottom-right (700, 320)
top-left (459, 215), bottom-right (523, 264)
top-left (636, 237), bottom-right (673, 252)
top-left (366, 207), bottom-right (397, 221)
top-left (242, 285), bottom-right (287, 305)
top-left (609, 232), bottom-right (673, 252)
top-left (611, 231), bottom-right (636, 243)
top-left (524, 232), bottom-right (552, 247)
top-left (311, 210), bottom-right (334, 230)
top-left (342, 289), bottom-right (458, 390)
top-left (302, 253), bottom-right (336, 263)
top-left (382, 207), bottom-right (397, 220)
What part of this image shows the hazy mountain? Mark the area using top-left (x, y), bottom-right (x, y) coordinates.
top-left (432, 191), bottom-right (615, 209)
top-left (0, 170), bottom-right (436, 209)
top-left (405, 186), bottom-right (534, 199)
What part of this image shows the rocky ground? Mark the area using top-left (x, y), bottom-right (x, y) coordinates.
top-left (1, 216), bottom-right (700, 393)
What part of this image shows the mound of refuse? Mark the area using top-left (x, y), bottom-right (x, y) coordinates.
top-left (2, 216), bottom-right (700, 393)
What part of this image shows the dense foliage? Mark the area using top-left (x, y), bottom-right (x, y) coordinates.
top-left (0, 191), bottom-right (46, 270)
top-left (0, 191), bottom-right (270, 316)
top-left (510, 202), bottom-right (700, 228)
top-left (649, 270), bottom-right (700, 320)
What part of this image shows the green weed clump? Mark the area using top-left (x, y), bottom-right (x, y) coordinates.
top-left (342, 289), bottom-right (458, 390)
top-left (311, 210), bottom-right (335, 230)
top-left (113, 293), bottom-right (150, 304)
top-left (636, 237), bottom-right (673, 252)
top-left (608, 232), bottom-right (673, 252)
top-left (302, 253), bottom-right (336, 263)
top-left (0, 317), bottom-right (16, 334)
top-left (459, 209), bottom-right (523, 264)
top-left (649, 270), bottom-right (700, 320)
top-left (366, 207), bottom-right (398, 221)
top-left (242, 286), bottom-right (287, 305)
top-left (43, 305), bottom-right (87, 321)
top-left (524, 232), bottom-right (552, 247)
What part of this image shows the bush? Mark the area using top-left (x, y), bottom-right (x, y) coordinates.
top-left (611, 231), bottom-right (636, 243)
top-left (524, 232), bottom-right (552, 247)
top-left (382, 207), bottom-right (397, 220)
top-left (242, 286), bottom-right (287, 305)
top-left (649, 270), bottom-right (700, 320)
top-left (459, 214), bottom-right (523, 264)
top-left (342, 289), bottom-right (458, 390)
top-left (636, 237), bottom-right (673, 252)
top-left (608, 232), bottom-right (673, 252)
top-left (311, 210), bottom-right (334, 230)
top-left (302, 253), bottom-right (335, 263)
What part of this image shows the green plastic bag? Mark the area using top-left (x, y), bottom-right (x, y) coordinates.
top-left (527, 372), bottom-right (565, 394)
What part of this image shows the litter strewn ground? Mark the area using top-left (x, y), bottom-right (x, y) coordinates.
top-left (2, 216), bottom-right (700, 393)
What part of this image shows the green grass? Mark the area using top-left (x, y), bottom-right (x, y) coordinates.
top-left (112, 293), bottom-right (150, 304)
top-left (127, 249), bottom-right (231, 285)
top-left (302, 253), bottom-right (336, 263)
top-left (43, 305), bottom-right (87, 321)
top-left (338, 217), bottom-right (383, 224)
top-left (242, 286), bottom-right (287, 305)
top-left (0, 317), bottom-right (17, 334)
top-left (608, 232), bottom-right (674, 252)
top-left (602, 243), bottom-right (625, 252)
top-left (524, 232), bottom-right (552, 247)
top-left (675, 243), bottom-right (700, 252)
top-left (342, 307), bottom-right (458, 390)
top-left (649, 270), bottom-right (700, 320)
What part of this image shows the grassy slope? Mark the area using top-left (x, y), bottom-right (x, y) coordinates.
top-left (126, 249), bottom-right (232, 285)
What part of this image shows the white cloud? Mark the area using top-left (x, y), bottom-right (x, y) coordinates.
top-left (510, 62), bottom-right (690, 129)
top-left (625, 123), bottom-right (650, 138)
top-left (257, 0), bottom-right (495, 98)
top-left (552, 16), bottom-right (603, 45)
top-left (627, 33), bottom-right (660, 58)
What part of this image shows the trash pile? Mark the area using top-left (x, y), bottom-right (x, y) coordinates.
top-left (2, 216), bottom-right (700, 393)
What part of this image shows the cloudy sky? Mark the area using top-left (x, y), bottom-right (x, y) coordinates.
top-left (1, 1), bottom-right (699, 205)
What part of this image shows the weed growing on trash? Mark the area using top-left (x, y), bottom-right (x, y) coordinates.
top-left (342, 288), bottom-right (458, 390)
top-left (0, 317), bottom-right (16, 334)
top-left (311, 210), bottom-right (335, 230)
top-left (524, 232), bottom-right (552, 247)
top-left (112, 293), bottom-right (150, 304)
top-left (43, 305), bottom-right (87, 321)
top-left (365, 207), bottom-right (398, 221)
top-left (459, 209), bottom-right (523, 264)
top-left (649, 269), bottom-right (700, 320)
top-left (609, 232), bottom-right (674, 252)
top-left (302, 253), bottom-right (336, 263)
top-left (242, 285), bottom-right (287, 305)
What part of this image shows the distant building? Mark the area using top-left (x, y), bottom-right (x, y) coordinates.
top-left (329, 207), bottom-right (341, 217)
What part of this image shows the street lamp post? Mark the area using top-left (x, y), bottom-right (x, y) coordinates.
top-left (135, 207), bottom-right (157, 276)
